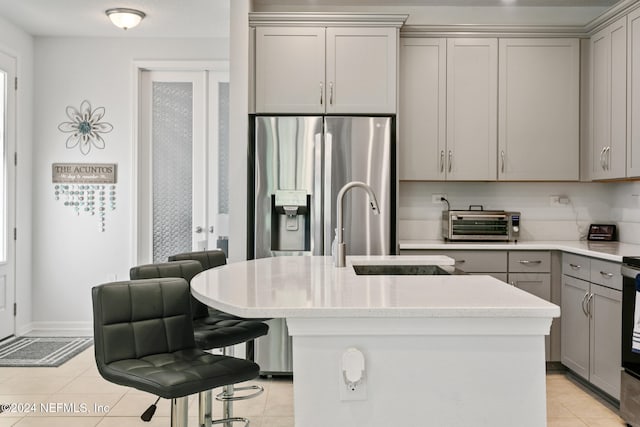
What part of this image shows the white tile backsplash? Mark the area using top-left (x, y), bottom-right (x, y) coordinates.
top-left (399, 219), bottom-right (442, 240)
top-left (610, 181), bottom-right (640, 243)
top-left (398, 181), bottom-right (635, 242)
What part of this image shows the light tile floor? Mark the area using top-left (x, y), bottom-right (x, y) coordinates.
top-left (0, 347), bottom-right (626, 426)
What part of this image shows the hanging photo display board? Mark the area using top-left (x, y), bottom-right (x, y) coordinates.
top-left (52, 163), bottom-right (117, 232)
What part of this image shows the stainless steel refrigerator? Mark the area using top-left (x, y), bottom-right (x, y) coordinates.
top-left (249, 115), bottom-right (396, 374)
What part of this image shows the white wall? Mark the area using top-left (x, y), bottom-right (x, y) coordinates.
top-left (30, 36), bottom-right (228, 334)
top-left (0, 15), bottom-right (34, 336)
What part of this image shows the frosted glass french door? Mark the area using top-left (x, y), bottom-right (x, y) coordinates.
top-left (0, 51), bottom-right (15, 340)
top-left (138, 70), bottom-right (229, 263)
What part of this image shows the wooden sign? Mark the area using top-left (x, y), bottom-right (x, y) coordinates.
top-left (52, 163), bottom-right (117, 184)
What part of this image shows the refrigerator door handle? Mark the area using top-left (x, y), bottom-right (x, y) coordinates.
top-left (313, 132), bottom-right (323, 255)
top-left (324, 130), bottom-right (333, 255)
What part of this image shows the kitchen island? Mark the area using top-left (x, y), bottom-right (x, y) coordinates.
top-left (191, 255), bottom-right (560, 427)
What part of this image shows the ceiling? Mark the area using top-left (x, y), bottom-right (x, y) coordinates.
top-left (0, 0), bottom-right (621, 38)
top-left (255, 0), bottom-right (618, 5)
top-left (0, 0), bottom-right (230, 38)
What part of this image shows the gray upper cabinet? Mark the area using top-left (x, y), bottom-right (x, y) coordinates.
top-left (446, 38), bottom-right (498, 181)
top-left (498, 38), bottom-right (580, 181)
top-left (399, 36), bottom-right (580, 182)
top-left (591, 16), bottom-right (627, 180)
top-left (628, 8), bottom-right (640, 177)
top-left (399, 38), bottom-right (446, 180)
top-left (255, 26), bottom-right (326, 114)
top-left (399, 37), bottom-right (498, 181)
top-left (254, 24), bottom-right (398, 114)
top-left (325, 27), bottom-right (397, 114)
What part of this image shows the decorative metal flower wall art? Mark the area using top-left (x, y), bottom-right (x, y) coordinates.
top-left (58, 100), bottom-right (113, 155)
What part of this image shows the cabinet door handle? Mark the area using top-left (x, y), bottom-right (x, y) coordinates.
top-left (329, 81), bottom-right (334, 105)
top-left (605, 146), bottom-right (611, 170)
top-left (440, 150), bottom-right (445, 173)
top-left (448, 150), bottom-right (452, 173)
top-left (600, 271), bottom-right (614, 278)
top-left (519, 260), bottom-right (542, 265)
top-left (501, 150), bottom-right (505, 174)
top-left (455, 259), bottom-right (466, 264)
top-left (320, 82), bottom-right (323, 106)
top-left (581, 291), bottom-right (589, 316)
top-left (600, 147), bottom-right (606, 170)
top-left (586, 292), bottom-right (594, 317)
top-left (569, 263), bottom-right (581, 270)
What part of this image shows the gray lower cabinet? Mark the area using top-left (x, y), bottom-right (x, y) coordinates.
top-left (399, 249), bottom-right (555, 359)
top-left (561, 254), bottom-right (622, 400)
top-left (399, 249), bottom-right (508, 281)
top-left (507, 251), bottom-right (552, 360)
top-left (561, 275), bottom-right (590, 378)
top-left (509, 273), bottom-right (552, 360)
top-left (590, 283), bottom-right (622, 399)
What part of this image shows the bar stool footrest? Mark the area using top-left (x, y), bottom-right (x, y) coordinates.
top-left (216, 385), bottom-right (264, 402)
top-left (209, 416), bottom-right (250, 426)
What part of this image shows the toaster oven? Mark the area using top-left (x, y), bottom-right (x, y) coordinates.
top-left (442, 209), bottom-right (520, 242)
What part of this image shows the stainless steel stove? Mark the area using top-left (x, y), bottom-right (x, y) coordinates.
top-left (620, 257), bottom-right (640, 426)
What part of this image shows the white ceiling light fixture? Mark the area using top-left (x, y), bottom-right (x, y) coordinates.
top-left (106, 8), bottom-right (146, 30)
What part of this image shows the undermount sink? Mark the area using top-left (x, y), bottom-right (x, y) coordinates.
top-left (352, 264), bottom-right (452, 276)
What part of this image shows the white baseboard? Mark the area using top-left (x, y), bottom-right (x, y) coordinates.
top-left (18, 321), bottom-right (93, 337)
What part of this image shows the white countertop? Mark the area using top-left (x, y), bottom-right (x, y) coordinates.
top-left (190, 255), bottom-right (560, 319)
top-left (399, 239), bottom-right (640, 262)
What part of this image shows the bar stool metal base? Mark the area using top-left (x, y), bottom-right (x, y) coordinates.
top-left (214, 347), bottom-right (265, 427)
top-left (171, 397), bottom-right (188, 427)
top-left (198, 391), bottom-right (251, 427)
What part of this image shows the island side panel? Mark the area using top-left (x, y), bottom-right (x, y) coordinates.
top-left (289, 318), bottom-right (548, 427)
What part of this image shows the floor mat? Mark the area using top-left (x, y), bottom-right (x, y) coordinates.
top-left (0, 337), bottom-right (92, 367)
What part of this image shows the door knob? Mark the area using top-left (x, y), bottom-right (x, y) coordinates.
top-left (194, 226), bottom-right (203, 233)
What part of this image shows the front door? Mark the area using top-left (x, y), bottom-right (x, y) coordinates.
top-left (0, 51), bottom-right (16, 340)
top-left (138, 69), bottom-right (229, 263)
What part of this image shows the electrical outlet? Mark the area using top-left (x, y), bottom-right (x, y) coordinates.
top-left (339, 347), bottom-right (367, 401)
top-left (339, 374), bottom-right (367, 401)
top-left (432, 193), bottom-right (447, 204)
top-left (550, 195), bottom-right (570, 206)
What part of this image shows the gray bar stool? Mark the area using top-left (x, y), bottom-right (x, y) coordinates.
top-left (130, 259), bottom-right (269, 427)
top-left (168, 251), bottom-right (272, 424)
top-left (91, 278), bottom-right (260, 427)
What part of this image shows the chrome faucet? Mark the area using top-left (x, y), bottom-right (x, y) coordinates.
top-left (334, 181), bottom-right (380, 267)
